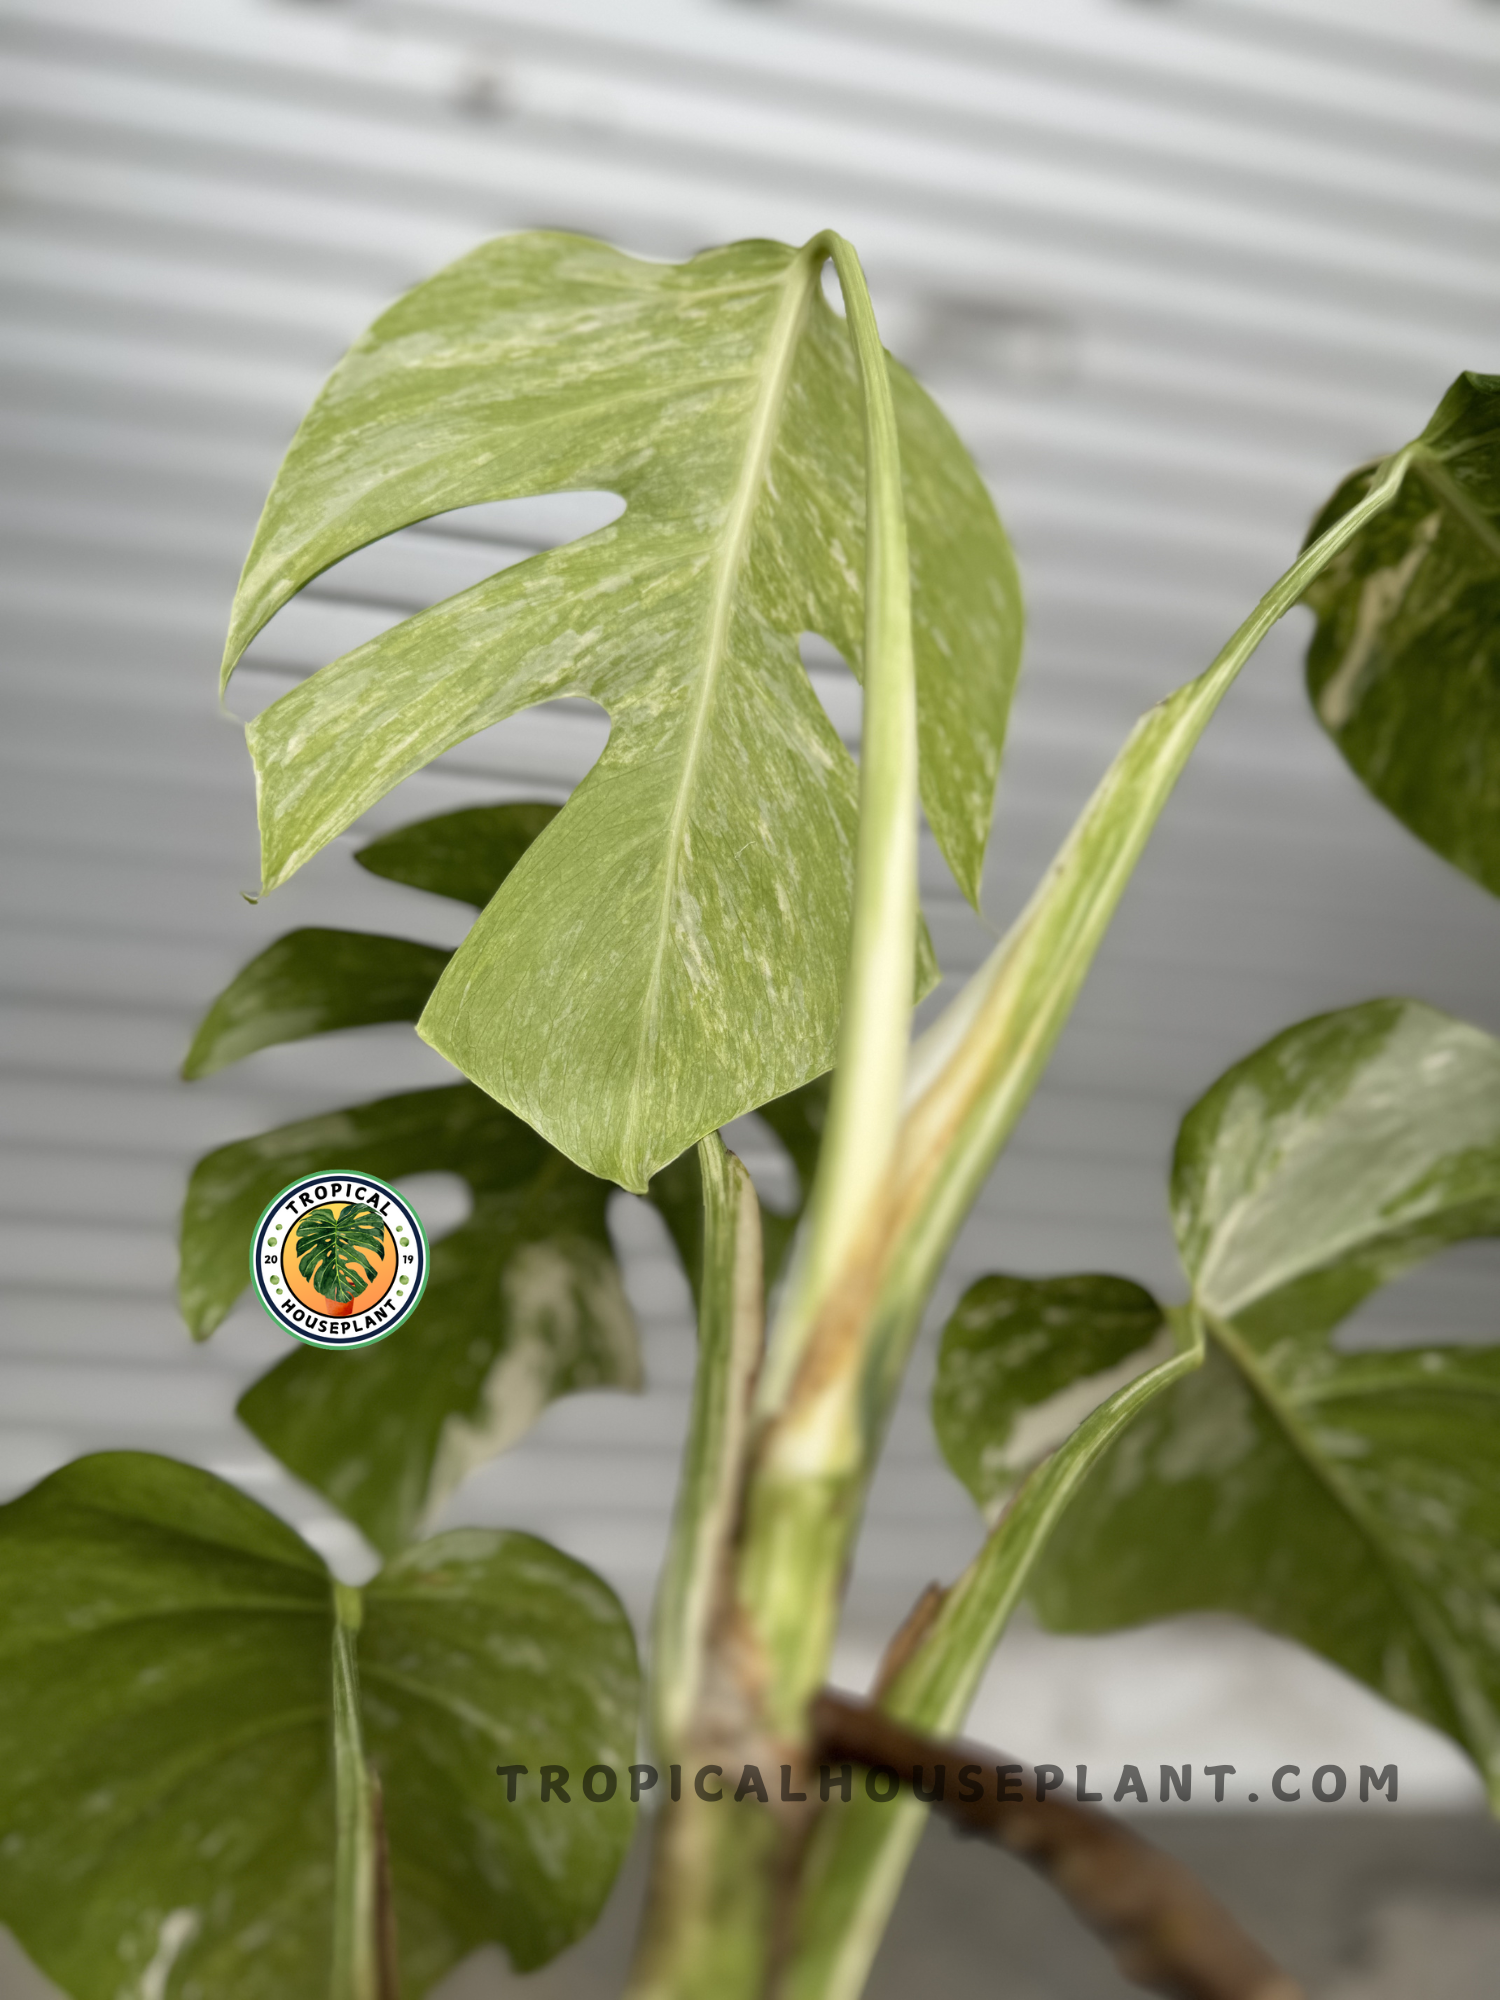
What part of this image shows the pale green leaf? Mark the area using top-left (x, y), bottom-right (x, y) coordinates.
top-left (1304, 372), bottom-right (1500, 895)
top-left (180, 1084), bottom-right (541, 1337)
top-left (223, 230), bottom-right (1020, 1189)
top-left (1033, 1000), bottom-right (1500, 1805)
top-left (0, 1453), bottom-right (639, 1999)
top-left (184, 802), bottom-right (562, 1079)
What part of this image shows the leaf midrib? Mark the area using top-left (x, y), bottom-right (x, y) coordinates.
top-left (1201, 1306), bottom-right (1496, 1771)
top-left (623, 242), bottom-right (826, 1164)
top-left (1412, 444), bottom-right (1500, 566)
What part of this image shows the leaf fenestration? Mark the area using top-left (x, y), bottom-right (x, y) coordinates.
top-left (0, 1453), bottom-right (639, 1998)
top-left (223, 231), bottom-right (1022, 1189)
top-left (1304, 372), bottom-right (1500, 895)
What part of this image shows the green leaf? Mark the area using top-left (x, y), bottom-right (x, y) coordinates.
top-left (354, 802), bottom-right (562, 908)
top-left (932, 1273), bottom-right (1171, 1521)
top-left (241, 1153), bottom-right (639, 1557)
top-left (178, 1085), bottom-right (639, 1550)
top-left (1032, 1000), bottom-right (1500, 1805)
top-left (0, 1452), bottom-right (640, 1998)
top-left (292, 1203), bottom-right (389, 1306)
top-left (182, 929), bottom-right (452, 1079)
top-left (181, 1085), bottom-right (523, 1338)
top-left (222, 230), bottom-right (1021, 1190)
top-left (1304, 372), bottom-right (1500, 895)
top-left (182, 804), bottom-right (562, 1080)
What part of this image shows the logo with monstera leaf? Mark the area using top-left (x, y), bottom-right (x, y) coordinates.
top-left (249, 1171), bottom-right (427, 1347)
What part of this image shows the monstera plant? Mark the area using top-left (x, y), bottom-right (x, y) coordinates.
top-left (1, 227), bottom-right (1496, 2000)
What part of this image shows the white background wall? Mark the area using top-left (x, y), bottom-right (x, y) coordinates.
top-left (4, 1), bottom-right (1500, 1916)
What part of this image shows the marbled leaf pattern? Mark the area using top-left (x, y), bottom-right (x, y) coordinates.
top-left (222, 232), bottom-right (1021, 1189)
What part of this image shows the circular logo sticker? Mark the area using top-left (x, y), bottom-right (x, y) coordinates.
top-left (250, 1173), bottom-right (428, 1348)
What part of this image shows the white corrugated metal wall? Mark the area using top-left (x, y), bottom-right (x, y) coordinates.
top-left (5, 1), bottom-right (1500, 1952)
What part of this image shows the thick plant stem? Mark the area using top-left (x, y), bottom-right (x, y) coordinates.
top-left (740, 232), bottom-right (920, 1746)
top-left (330, 1583), bottom-right (394, 2000)
top-left (784, 1312), bottom-right (1205, 2000)
top-left (628, 233), bottom-right (920, 1999)
top-left (650, 1136), bottom-right (766, 1757)
top-left (625, 1138), bottom-right (782, 2000)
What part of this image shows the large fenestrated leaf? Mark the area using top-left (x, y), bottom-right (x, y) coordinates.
top-left (222, 230), bottom-right (1021, 1190)
top-left (1304, 372), bottom-right (1500, 894)
top-left (0, 1452), bottom-right (639, 1999)
top-left (1029, 1000), bottom-right (1500, 1804)
top-left (180, 1086), bottom-right (639, 1552)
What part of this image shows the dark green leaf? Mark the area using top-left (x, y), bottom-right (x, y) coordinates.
top-left (1304, 372), bottom-right (1500, 894)
top-left (181, 930), bottom-right (451, 1079)
top-left (933, 1273), bottom-right (1170, 1519)
top-left (240, 1157), bottom-right (639, 1556)
top-left (355, 802), bottom-right (562, 908)
top-left (179, 1086), bottom-right (640, 1549)
top-left (223, 231), bottom-right (1021, 1189)
top-left (292, 1203), bottom-right (389, 1305)
top-left (1031, 1000), bottom-right (1500, 1804)
top-left (180, 1085), bottom-right (542, 1340)
top-left (0, 1453), bottom-right (639, 1998)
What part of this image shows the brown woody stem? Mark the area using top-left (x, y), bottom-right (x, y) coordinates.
top-left (811, 1692), bottom-right (1303, 2000)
